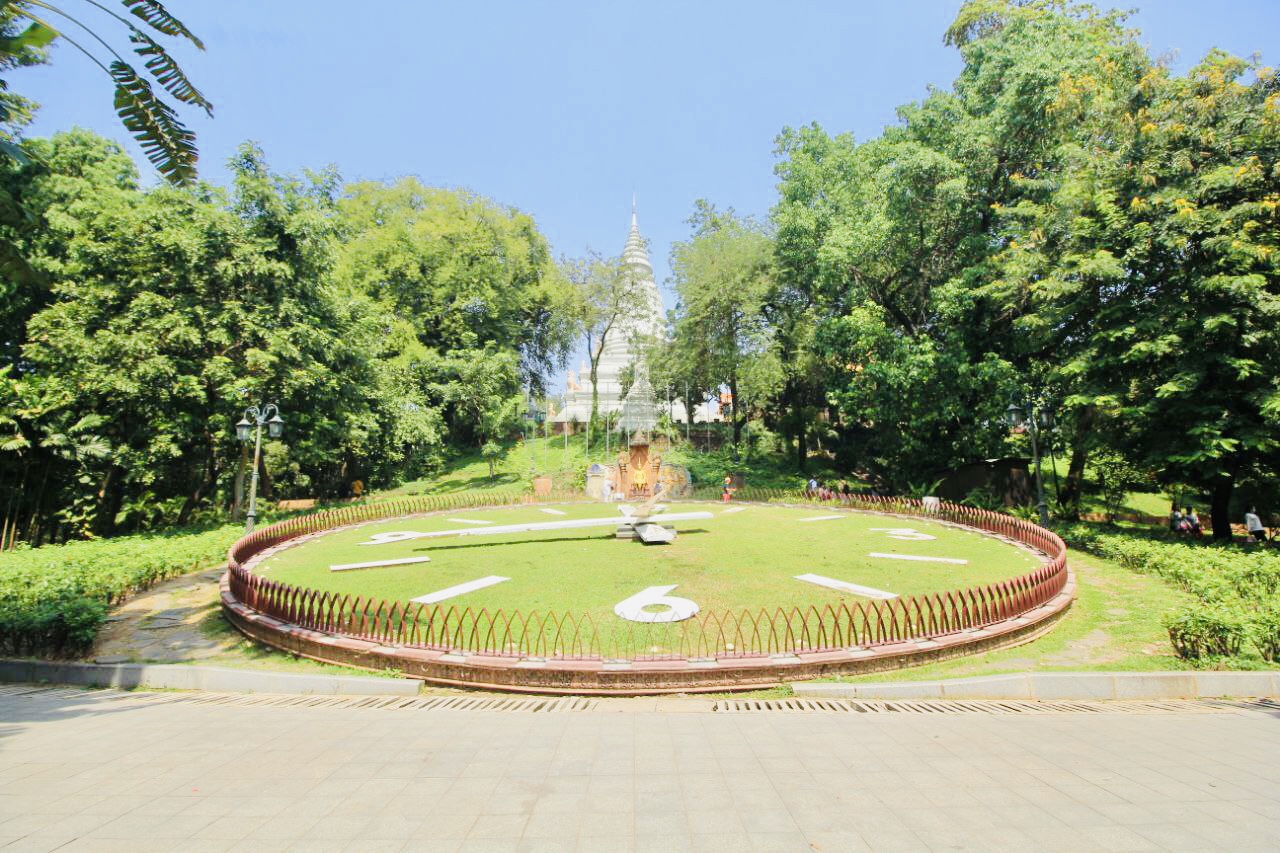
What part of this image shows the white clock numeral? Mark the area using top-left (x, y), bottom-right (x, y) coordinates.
top-left (613, 585), bottom-right (700, 623)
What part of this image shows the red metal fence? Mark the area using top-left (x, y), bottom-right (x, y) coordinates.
top-left (226, 491), bottom-right (1067, 662)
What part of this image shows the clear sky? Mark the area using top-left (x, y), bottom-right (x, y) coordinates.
top-left (16, 0), bottom-right (1280, 379)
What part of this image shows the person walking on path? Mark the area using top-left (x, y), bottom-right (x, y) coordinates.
top-left (1245, 507), bottom-right (1269, 543)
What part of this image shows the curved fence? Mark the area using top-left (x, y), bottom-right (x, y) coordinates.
top-left (225, 490), bottom-right (1068, 663)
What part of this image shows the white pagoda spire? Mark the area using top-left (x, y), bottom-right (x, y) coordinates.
top-left (622, 200), bottom-right (652, 273)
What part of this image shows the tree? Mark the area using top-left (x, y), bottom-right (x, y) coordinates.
top-left (335, 179), bottom-right (576, 395)
top-left (976, 2), bottom-right (1280, 535)
top-left (561, 250), bottom-right (646, 430)
top-left (15, 140), bottom-right (370, 535)
top-left (668, 201), bottom-right (774, 447)
top-left (1, 1), bottom-right (211, 183)
top-left (443, 347), bottom-right (522, 449)
top-left (481, 441), bottom-right (502, 481)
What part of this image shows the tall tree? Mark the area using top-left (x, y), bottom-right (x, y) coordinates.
top-left (17, 140), bottom-right (368, 534)
top-left (561, 250), bottom-right (645, 429)
top-left (335, 179), bottom-right (576, 398)
top-left (991, 38), bottom-right (1280, 536)
top-left (668, 201), bottom-right (775, 447)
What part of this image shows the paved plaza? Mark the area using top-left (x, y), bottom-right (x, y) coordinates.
top-left (0, 689), bottom-right (1278, 852)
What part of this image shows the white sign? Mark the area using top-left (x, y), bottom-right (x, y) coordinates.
top-left (613, 585), bottom-right (700, 623)
top-left (870, 527), bottom-right (937, 541)
top-left (794, 573), bottom-right (898, 600)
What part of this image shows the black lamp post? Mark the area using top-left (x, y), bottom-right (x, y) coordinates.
top-left (236, 403), bottom-right (284, 532)
top-left (525, 396), bottom-right (546, 475)
top-left (1007, 401), bottom-right (1048, 527)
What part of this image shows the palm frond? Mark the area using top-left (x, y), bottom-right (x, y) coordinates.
top-left (121, 0), bottom-right (203, 49)
top-left (129, 30), bottom-right (211, 115)
top-left (110, 59), bottom-right (197, 184)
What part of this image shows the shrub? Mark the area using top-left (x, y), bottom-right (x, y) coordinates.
top-left (1250, 604), bottom-right (1280, 663)
top-left (1091, 450), bottom-right (1151, 522)
top-left (0, 525), bottom-right (240, 657)
top-left (961, 485), bottom-right (1002, 511)
top-left (1165, 604), bottom-right (1248, 659)
top-left (1059, 521), bottom-right (1280, 665)
top-left (1008, 504), bottom-right (1040, 521)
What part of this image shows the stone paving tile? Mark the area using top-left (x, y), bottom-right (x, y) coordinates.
top-left (2, 694), bottom-right (1280, 851)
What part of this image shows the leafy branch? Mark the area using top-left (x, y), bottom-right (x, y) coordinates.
top-left (5, 0), bottom-right (210, 183)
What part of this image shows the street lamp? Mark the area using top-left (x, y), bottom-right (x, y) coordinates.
top-left (525, 396), bottom-right (546, 475)
top-left (1007, 401), bottom-right (1049, 527)
top-left (237, 403), bottom-right (284, 532)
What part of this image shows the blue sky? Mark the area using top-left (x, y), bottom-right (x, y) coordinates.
top-left (17, 0), bottom-right (1280, 378)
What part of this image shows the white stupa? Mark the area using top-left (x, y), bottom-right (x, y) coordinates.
top-left (552, 201), bottom-right (721, 429)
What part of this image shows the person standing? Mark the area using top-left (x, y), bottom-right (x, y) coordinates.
top-left (1245, 507), bottom-right (1268, 542)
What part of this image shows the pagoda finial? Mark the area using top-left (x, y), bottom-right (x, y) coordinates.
top-left (631, 192), bottom-right (637, 228)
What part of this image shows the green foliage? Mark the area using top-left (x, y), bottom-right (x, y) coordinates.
top-left (3, 1), bottom-right (210, 184)
top-left (1059, 521), bottom-right (1280, 665)
top-left (663, 202), bottom-right (776, 444)
top-left (0, 523), bottom-right (238, 655)
top-left (905, 479), bottom-right (944, 500)
top-left (1092, 450), bottom-right (1149, 522)
top-left (1251, 606), bottom-right (1280, 663)
top-left (761, 0), bottom-right (1280, 530)
top-left (1165, 605), bottom-right (1247, 660)
top-left (1008, 504), bottom-right (1040, 522)
top-left (0, 136), bottom-right (579, 543)
top-left (960, 485), bottom-right (1002, 511)
top-left (480, 441), bottom-right (502, 481)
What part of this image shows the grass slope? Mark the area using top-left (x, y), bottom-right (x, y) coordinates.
top-left (381, 433), bottom-right (856, 498)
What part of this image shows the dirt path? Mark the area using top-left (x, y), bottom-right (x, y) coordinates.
top-left (89, 567), bottom-right (236, 664)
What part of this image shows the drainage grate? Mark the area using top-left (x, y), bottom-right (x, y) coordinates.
top-left (0, 684), bottom-right (600, 713)
top-left (1, 684), bottom-right (1274, 715)
top-left (711, 697), bottom-right (1276, 714)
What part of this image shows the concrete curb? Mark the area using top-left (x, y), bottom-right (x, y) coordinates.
top-left (792, 671), bottom-right (1280, 700)
top-left (0, 659), bottom-right (421, 696)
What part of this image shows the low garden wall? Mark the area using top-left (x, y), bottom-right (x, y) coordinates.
top-left (221, 491), bottom-right (1073, 693)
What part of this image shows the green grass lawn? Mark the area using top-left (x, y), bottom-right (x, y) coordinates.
top-left (1036, 453), bottom-right (1191, 519)
top-left (819, 549), bottom-right (1197, 682)
top-left (258, 502), bottom-right (1041, 623)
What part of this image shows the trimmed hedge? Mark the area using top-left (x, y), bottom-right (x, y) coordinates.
top-left (1057, 523), bottom-right (1280, 663)
top-left (0, 525), bottom-right (241, 656)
